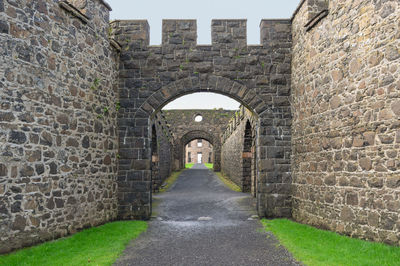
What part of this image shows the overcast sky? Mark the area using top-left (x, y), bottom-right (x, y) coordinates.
top-left (107, 0), bottom-right (300, 109)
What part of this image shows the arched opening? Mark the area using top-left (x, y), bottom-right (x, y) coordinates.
top-left (117, 74), bottom-right (292, 220)
top-left (178, 129), bottom-right (217, 171)
top-left (185, 138), bottom-right (213, 165)
top-left (242, 120), bottom-right (253, 193)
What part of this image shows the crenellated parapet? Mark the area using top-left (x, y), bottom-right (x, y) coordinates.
top-left (110, 20), bottom-right (150, 50)
top-left (163, 19), bottom-right (197, 47)
top-left (112, 18), bottom-right (292, 49)
top-left (212, 19), bottom-right (247, 48)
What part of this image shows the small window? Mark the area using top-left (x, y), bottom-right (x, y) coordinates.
top-left (197, 139), bottom-right (202, 147)
top-left (194, 115), bottom-right (203, 122)
top-left (188, 152), bottom-right (191, 162)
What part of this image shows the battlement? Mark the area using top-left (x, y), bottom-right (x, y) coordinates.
top-left (111, 19), bottom-right (291, 48)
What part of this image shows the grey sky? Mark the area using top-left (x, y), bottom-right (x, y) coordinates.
top-left (162, 92), bottom-right (240, 110)
top-left (108, 0), bottom-right (300, 109)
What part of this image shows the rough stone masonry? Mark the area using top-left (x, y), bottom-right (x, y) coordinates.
top-left (0, 0), bottom-right (399, 253)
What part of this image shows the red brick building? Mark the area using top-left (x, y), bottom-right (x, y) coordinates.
top-left (185, 139), bottom-right (213, 164)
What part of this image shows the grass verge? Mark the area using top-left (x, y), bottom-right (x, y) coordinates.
top-left (204, 163), bottom-right (213, 169)
top-left (215, 172), bottom-right (241, 192)
top-left (0, 221), bottom-right (147, 266)
top-left (158, 170), bottom-right (184, 193)
top-left (262, 218), bottom-right (400, 266)
top-left (185, 163), bottom-right (213, 169)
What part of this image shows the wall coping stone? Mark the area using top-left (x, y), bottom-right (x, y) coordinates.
top-left (290, 0), bottom-right (329, 31)
top-left (110, 39), bottom-right (122, 52)
top-left (305, 9), bottom-right (329, 31)
top-left (59, 1), bottom-right (89, 24)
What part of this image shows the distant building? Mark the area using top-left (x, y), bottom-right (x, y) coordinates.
top-left (185, 139), bottom-right (213, 164)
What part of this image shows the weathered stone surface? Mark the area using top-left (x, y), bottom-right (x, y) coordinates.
top-left (9, 131), bottom-right (27, 144)
top-left (0, 0), bottom-right (119, 254)
top-left (292, 0), bottom-right (400, 245)
top-left (69, 0), bottom-right (87, 10)
top-left (2, 0), bottom-right (399, 254)
top-left (386, 177), bottom-right (400, 188)
top-left (359, 157), bottom-right (372, 171)
top-left (66, 137), bottom-right (79, 147)
top-left (221, 107), bottom-right (258, 193)
top-left (0, 112), bottom-right (14, 121)
top-left (11, 216), bottom-right (26, 231)
top-left (0, 164), bottom-right (7, 176)
top-left (391, 100), bottom-right (400, 116)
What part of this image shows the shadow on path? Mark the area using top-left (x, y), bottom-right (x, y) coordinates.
top-left (115, 163), bottom-right (299, 265)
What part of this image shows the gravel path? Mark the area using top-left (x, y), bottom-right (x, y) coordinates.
top-left (115, 164), bottom-right (299, 266)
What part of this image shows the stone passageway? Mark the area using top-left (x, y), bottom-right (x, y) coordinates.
top-left (115, 164), bottom-right (299, 265)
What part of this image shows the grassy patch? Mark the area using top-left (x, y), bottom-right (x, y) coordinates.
top-left (158, 170), bottom-right (184, 193)
top-left (262, 219), bottom-right (400, 266)
top-left (204, 163), bottom-right (213, 169)
top-left (185, 163), bottom-right (213, 169)
top-left (0, 221), bottom-right (147, 266)
top-left (215, 172), bottom-right (241, 192)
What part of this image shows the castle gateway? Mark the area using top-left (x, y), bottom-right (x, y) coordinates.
top-left (0, 0), bottom-right (399, 253)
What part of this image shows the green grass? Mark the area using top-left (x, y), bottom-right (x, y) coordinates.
top-left (204, 163), bottom-right (213, 169)
top-left (185, 163), bottom-right (213, 169)
top-left (262, 219), bottom-right (400, 266)
top-left (0, 221), bottom-right (147, 266)
top-left (215, 172), bottom-right (241, 192)
top-left (158, 170), bottom-right (184, 193)
top-left (185, 163), bottom-right (194, 168)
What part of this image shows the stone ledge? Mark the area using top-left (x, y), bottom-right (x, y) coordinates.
top-left (305, 10), bottom-right (329, 32)
top-left (59, 1), bottom-right (89, 24)
top-left (110, 39), bottom-right (122, 52)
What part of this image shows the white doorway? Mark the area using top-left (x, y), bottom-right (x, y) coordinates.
top-left (197, 153), bottom-right (202, 163)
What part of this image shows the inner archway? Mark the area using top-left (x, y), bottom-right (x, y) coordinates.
top-left (117, 74), bottom-right (292, 220)
top-left (180, 130), bottom-right (218, 170)
top-left (185, 139), bottom-right (213, 165)
top-left (116, 18), bottom-right (293, 219)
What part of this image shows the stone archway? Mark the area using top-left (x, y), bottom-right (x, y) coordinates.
top-left (114, 19), bottom-right (292, 220)
top-left (117, 75), bottom-right (291, 220)
top-left (179, 130), bottom-right (220, 171)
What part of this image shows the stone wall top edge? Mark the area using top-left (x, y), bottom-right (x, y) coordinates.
top-left (97, 0), bottom-right (112, 11)
top-left (260, 19), bottom-right (292, 22)
top-left (290, 0), bottom-right (307, 22)
top-left (259, 19), bottom-right (292, 27)
top-left (111, 19), bottom-right (150, 24)
top-left (211, 19), bottom-right (247, 21)
top-left (162, 19), bottom-right (197, 22)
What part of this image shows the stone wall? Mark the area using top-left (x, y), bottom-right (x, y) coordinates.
top-left (112, 18), bottom-right (293, 219)
top-left (221, 106), bottom-right (257, 192)
top-left (0, 0), bottom-right (398, 253)
top-left (163, 109), bottom-right (235, 170)
top-left (291, 0), bottom-right (400, 244)
top-left (0, 0), bottom-right (119, 253)
top-left (151, 112), bottom-right (174, 191)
